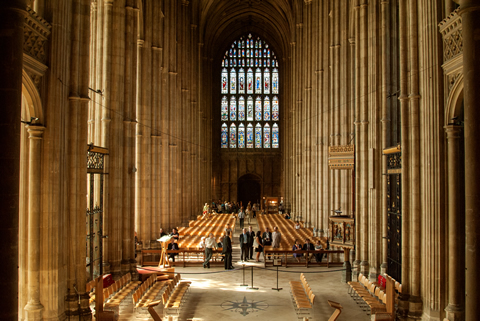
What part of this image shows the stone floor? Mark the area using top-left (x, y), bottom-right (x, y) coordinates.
top-left (104, 217), bottom-right (370, 321)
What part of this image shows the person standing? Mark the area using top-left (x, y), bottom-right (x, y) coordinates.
top-left (223, 231), bottom-right (233, 270)
top-left (263, 227), bottom-right (272, 260)
top-left (239, 228), bottom-right (250, 261)
top-left (238, 206), bottom-right (246, 229)
top-left (272, 226), bottom-right (282, 261)
top-left (247, 226), bottom-right (255, 260)
top-left (246, 207), bottom-right (252, 225)
top-left (255, 231), bottom-right (264, 262)
top-left (203, 233), bottom-right (216, 269)
top-left (272, 226), bottom-right (281, 248)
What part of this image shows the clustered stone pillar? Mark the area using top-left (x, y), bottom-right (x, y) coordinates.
top-left (24, 125), bottom-right (45, 320)
top-left (444, 125), bottom-right (464, 320)
top-left (0, 0), bottom-right (26, 319)
top-left (459, 1), bottom-right (480, 320)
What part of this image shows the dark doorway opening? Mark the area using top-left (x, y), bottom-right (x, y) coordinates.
top-left (237, 174), bottom-right (261, 208)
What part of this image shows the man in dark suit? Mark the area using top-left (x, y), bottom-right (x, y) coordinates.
top-left (223, 231), bottom-right (233, 269)
top-left (167, 238), bottom-right (179, 262)
top-left (247, 226), bottom-right (256, 260)
top-left (302, 238), bottom-right (315, 262)
top-left (239, 228), bottom-right (249, 261)
top-left (262, 227), bottom-right (273, 259)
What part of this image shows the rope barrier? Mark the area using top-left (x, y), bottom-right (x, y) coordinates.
top-left (137, 265), bottom-right (346, 275)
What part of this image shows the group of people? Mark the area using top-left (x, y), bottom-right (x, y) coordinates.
top-left (292, 238), bottom-right (325, 263)
top-left (239, 226), bottom-right (282, 262)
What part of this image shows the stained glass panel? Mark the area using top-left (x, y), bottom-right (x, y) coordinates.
top-left (221, 96), bottom-right (228, 121)
top-left (238, 96), bottom-right (245, 121)
top-left (247, 124), bottom-right (254, 148)
top-left (238, 68), bottom-right (245, 94)
top-left (255, 124), bottom-right (262, 148)
top-left (221, 123), bottom-right (228, 148)
top-left (230, 123), bottom-right (236, 148)
top-left (272, 96), bottom-right (279, 121)
top-left (264, 123), bottom-right (271, 148)
top-left (230, 68), bottom-right (236, 94)
top-left (272, 68), bottom-right (279, 94)
top-left (247, 96), bottom-right (254, 121)
top-left (255, 97), bottom-right (262, 121)
top-left (272, 123), bottom-right (279, 148)
top-left (238, 124), bottom-right (245, 148)
top-left (230, 97), bottom-right (236, 121)
top-left (255, 68), bottom-right (262, 94)
top-left (221, 68), bottom-right (228, 94)
top-left (264, 97), bottom-right (270, 121)
top-left (247, 68), bottom-right (253, 94)
top-left (264, 68), bottom-right (270, 94)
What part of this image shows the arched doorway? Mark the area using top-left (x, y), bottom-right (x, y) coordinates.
top-left (237, 174), bottom-right (261, 208)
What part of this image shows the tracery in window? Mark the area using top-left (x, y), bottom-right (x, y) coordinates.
top-left (221, 34), bottom-right (279, 149)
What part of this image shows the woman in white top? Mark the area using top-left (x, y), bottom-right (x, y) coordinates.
top-left (295, 221), bottom-right (301, 229)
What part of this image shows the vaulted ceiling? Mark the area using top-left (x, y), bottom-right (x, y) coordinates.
top-left (198, 0), bottom-right (295, 61)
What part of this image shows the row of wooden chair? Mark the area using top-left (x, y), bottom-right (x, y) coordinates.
top-left (348, 273), bottom-right (387, 315)
top-left (132, 274), bottom-right (168, 309)
top-left (161, 274), bottom-right (191, 317)
top-left (289, 273), bottom-right (315, 318)
top-left (258, 214), bottom-right (327, 249)
top-left (103, 273), bottom-right (142, 310)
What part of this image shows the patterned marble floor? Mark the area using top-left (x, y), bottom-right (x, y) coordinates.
top-left (100, 218), bottom-right (370, 321)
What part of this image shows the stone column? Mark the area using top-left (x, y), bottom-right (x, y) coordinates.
top-left (359, 0), bottom-right (369, 277)
top-left (380, 0), bottom-right (390, 276)
top-left (444, 125), bottom-right (464, 320)
top-left (0, 1), bottom-right (26, 319)
top-left (407, 0), bottom-right (422, 317)
top-left (24, 125), bottom-right (45, 320)
top-left (398, 0), bottom-right (411, 317)
top-left (458, 1), bottom-right (480, 320)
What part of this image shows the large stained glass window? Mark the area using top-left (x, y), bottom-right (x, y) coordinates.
top-left (221, 33), bottom-right (279, 149)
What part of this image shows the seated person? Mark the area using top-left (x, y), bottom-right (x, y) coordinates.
top-left (295, 221), bottom-right (301, 229)
top-left (170, 228), bottom-right (179, 241)
top-left (302, 238), bottom-right (315, 262)
top-left (284, 212), bottom-right (291, 220)
top-left (292, 239), bottom-right (303, 263)
top-left (314, 240), bottom-right (324, 262)
top-left (167, 238), bottom-right (179, 262)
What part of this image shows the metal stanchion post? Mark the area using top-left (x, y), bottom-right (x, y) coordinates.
top-left (248, 266), bottom-right (258, 290)
top-left (272, 265), bottom-right (283, 291)
top-left (240, 264), bottom-right (248, 286)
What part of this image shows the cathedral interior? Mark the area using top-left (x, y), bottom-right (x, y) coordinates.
top-left (0, 0), bottom-right (479, 320)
